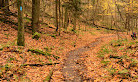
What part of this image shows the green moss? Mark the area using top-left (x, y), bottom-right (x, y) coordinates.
top-left (50, 35), bottom-right (56, 39)
top-left (107, 68), bottom-right (117, 76)
top-left (118, 69), bottom-right (129, 74)
top-left (28, 49), bottom-right (59, 59)
top-left (110, 40), bottom-right (124, 47)
top-left (129, 42), bottom-right (135, 45)
top-left (28, 49), bottom-right (51, 56)
top-left (89, 32), bottom-right (96, 35)
top-left (32, 32), bottom-right (41, 40)
top-left (101, 60), bottom-right (110, 66)
top-left (44, 47), bottom-right (49, 51)
top-left (129, 59), bottom-right (138, 67)
top-left (119, 47), bottom-right (125, 50)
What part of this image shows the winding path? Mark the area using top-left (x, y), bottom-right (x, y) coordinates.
top-left (62, 35), bottom-right (116, 82)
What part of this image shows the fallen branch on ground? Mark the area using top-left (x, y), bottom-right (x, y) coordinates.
top-left (22, 63), bottom-right (59, 67)
top-left (27, 49), bottom-right (60, 59)
top-left (43, 65), bottom-right (55, 82)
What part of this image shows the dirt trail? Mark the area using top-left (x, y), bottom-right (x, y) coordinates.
top-left (62, 35), bottom-right (116, 82)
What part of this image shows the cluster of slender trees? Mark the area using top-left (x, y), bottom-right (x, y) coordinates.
top-left (0, 0), bottom-right (138, 46)
top-left (0, 0), bottom-right (10, 11)
top-left (0, 0), bottom-right (40, 46)
top-left (17, 0), bottom-right (40, 46)
top-left (0, 0), bottom-right (82, 46)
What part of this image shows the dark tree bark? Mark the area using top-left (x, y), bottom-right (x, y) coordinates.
top-left (17, 0), bottom-right (25, 46)
top-left (125, 13), bottom-right (130, 34)
top-left (58, 0), bottom-right (61, 35)
top-left (1, 0), bottom-right (4, 7)
top-left (73, 13), bottom-right (76, 31)
top-left (55, 0), bottom-right (59, 32)
top-left (32, 0), bottom-right (40, 34)
top-left (64, 6), bottom-right (68, 29)
top-left (0, 0), bottom-right (9, 11)
top-left (62, 5), bottom-right (64, 28)
top-left (4, 0), bottom-right (9, 11)
top-left (72, 0), bottom-right (77, 31)
top-left (0, 0), bottom-right (2, 7)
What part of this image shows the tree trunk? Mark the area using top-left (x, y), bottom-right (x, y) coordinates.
top-left (0, 0), bottom-right (2, 7)
top-left (58, 0), bottom-right (61, 35)
top-left (62, 6), bottom-right (64, 28)
top-left (1, 0), bottom-right (4, 7)
top-left (125, 13), bottom-right (130, 34)
top-left (0, 0), bottom-right (9, 11)
top-left (72, 0), bottom-right (77, 31)
top-left (64, 7), bottom-right (68, 29)
top-left (17, 0), bottom-right (25, 46)
top-left (4, 0), bottom-right (9, 11)
top-left (55, 0), bottom-right (58, 32)
top-left (32, 0), bottom-right (40, 34)
top-left (73, 14), bottom-right (76, 31)
top-left (135, 19), bottom-right (137, 32)
top-left (111, 16), bottom-right (113, 29)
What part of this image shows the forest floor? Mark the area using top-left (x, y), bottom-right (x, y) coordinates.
top-left (0, 10), bottom-right (138, 82)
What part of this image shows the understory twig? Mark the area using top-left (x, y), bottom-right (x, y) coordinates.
top-left (22, 63), bottom-right (59, 67)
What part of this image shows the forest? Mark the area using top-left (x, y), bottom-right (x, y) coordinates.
top-left (0, 0), bottom-right (138, 82)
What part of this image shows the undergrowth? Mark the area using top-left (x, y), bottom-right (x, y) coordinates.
top-left (97, 39), bottom-right (138, 81)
